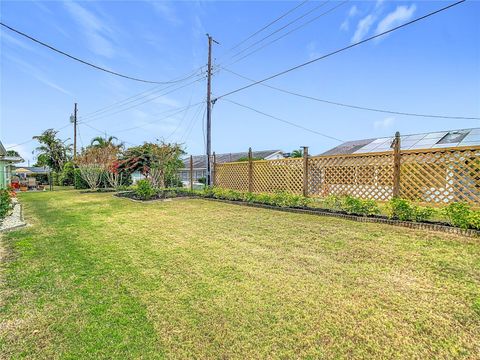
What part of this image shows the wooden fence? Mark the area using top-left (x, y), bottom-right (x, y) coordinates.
top-left (213, 145), bottom-right (480, 205)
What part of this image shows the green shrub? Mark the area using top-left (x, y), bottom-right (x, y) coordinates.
top-left (74, 168), bottom-right (89, 189)
top-left (341, 196), bottom-right (380, 216)
top-left (468, 211), bottom-right (480, 230)
top-left (59, 162), bottom-right (75, 186)
top-left (0, 189), bottom-right (13, 219)
top-left (412, 206), bottom-right (436, 222)
top-left (135, 180), bottom-right (157, 200)
top-left (386, 198), bottom-right (415, 221)
top-left (323, 195), bottom-right (342, 211)
top-left (443, 202), bottom-right (471, 229)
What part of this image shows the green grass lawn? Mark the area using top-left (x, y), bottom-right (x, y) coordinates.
top-left (1, 190), bottom-right (479, 359)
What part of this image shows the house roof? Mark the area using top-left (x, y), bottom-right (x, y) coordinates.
top-left (0, 141), bottom-right (24, 163)
top-left (183, 150), bottom-right (283, 169)
top-left (321, 128), bottom-right (480, 156)
top-left (0, 141), bottom-right (6, 156)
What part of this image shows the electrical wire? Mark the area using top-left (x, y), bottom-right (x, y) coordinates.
top-left (215, 0), bottom-right (466, 100)
top-left (79, 68), bottom-right (205, 119)
top-left (222, 68), bottom-right (480, 120)
top-left (182, 104), bottom-right (207, 143)
top-left (111, 101), bottom-right (205, 134)
top-left (225, 1), bottom-right (348, 67)
top-left (1, 22), bottom-right (204, 85)
top-left (80, 77), bottom-right (205, 124)
top-left (225, 0), bottom-right (310, 54)
top-left (5, 123), bottom-right (71, 149)
top-left (225, 0), bottom-right (329, 63)
top-left (222, 98), bottom-right (343, 142)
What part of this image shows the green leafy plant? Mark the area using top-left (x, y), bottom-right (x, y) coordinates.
top-left (341, 196), bottom-right (379, 216)
top-left (412, 206), bottom-right (436, 222)
top-left (135, 179), bottom-right (157, 200)
top-left (468, 211), bottom-right (480, 230)
top-left (443, 202), bottom-right (471, 229)
top-left (0, 189), bottom-right (13, 219)
top-left (386, 198), bottom-right (415, 221)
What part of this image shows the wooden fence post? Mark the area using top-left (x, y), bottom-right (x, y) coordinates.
top-left (392, 131), bottom-right (401, 198)
top-left (212, 152), bottom-right (216, 187)
top-left (248, 147), bottom-right (253, 193)
top-left (302, 146), bottom-right (309, 197)
top-left (189, 155), bottom-right (193, 191)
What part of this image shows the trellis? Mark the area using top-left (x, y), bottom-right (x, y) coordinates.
top-left (213, 145), bottom-right (480, 205)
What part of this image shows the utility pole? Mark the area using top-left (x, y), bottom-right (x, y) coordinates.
top-left (71, 103), bottom-right (78, 161)
top-left (206, 34), bottom-right (218, 187)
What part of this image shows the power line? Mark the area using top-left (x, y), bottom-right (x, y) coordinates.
top-left (109, 101), bottom-right (205, 134)
top-left (225, 1), bottom-right (348, 67)
top-left (5, 123), bottom-right (71, 149)
top-left (81, 122), bottom-right (137, 147)
top-left (1, 22), bottom-right (202, 85)
top-left (79, 69), bottom-right (205, 119)
top-left (80, 77), bottom-right (205, 124)
top-left (222, 68), bottom-right (480, 120)
top-left (215, 0), bottom-right (466, 100)
top-left (225, 0), bottom-right (310, 55)
top-left (222, 98), bottom-right (343, 142)
top-left (224, 0), bottom-right (328, 63)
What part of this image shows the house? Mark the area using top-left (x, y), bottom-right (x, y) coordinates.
top-left (179, 149), bottom-right (284, 183)
top-left (321, 128), bottom-right (480, 155)
top-left (0, 141), bottom-right (24, 188)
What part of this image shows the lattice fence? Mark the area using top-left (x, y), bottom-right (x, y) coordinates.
top-left (400, 147), bottom-right (480, 203)
top-left (214, 161), bottom-right (249, 191)
top-left (308, 153), bottom-right (394, 200)
top-left (252, 159), bottom-right (304, 194)
top-left (213, 146), bottom-right (480, 205)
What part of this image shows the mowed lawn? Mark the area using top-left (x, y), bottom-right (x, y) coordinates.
top-left (1, 190), bottom-right (479, 359)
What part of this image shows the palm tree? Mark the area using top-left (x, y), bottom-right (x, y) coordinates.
top-left (291, 149), bottom-right (303, 158)
top-left (90, 136), bottom-right (121, 149)
top-left (33, 129), bottom-right (72, 172)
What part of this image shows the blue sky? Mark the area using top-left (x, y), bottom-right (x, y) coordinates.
top-left (1, 0), bottom-right (479, 165)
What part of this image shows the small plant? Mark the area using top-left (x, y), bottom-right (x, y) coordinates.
top-left (341, 196), bottom-right (380, 216)
top-left (443, 202), bottom-right (471, 229)
top-left (386, 198), bottom-right (415, 221)
top-left (134, 179), bottom-right (157, 200)
top-left (468, 211), bottom-right (480, 230)
top-left (0, 189), bottom-right (13, 219)
top-left (412, 206), bottom-right (436, 222)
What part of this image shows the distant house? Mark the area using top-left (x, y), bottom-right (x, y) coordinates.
top-left (0, 141), bottom-right (24, 188)
top-left (321, 128), bottom-right (480, 156)
top-left (179, 149), bottom-right (284, 183)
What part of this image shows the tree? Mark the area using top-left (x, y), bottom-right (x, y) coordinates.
top-left (291, 149), bottom-right (303, 158)
top-left (90, 136), bottom-right (121, 149)
top-left (76, 146), bottom-right (117, 190)
top-left (6, 150), bottom-right (20, 157)
top-left (33, 129), bottom-right (72, 172)
top-left (121, 142), bottom-right (184, 188)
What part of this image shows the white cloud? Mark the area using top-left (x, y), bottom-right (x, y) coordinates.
top-left (374, 117), bottom-right (395, 130)
top-left (340, 5), bottom-right (358, 32)
top-left (351, 14), bottom-right (376, 43)
top-left (375, 0), bottom-right (385, 9)
top-left (150, 1), bottom-right (181, 25)
top-left (63, 2), bottom-right (117, 58)
top-left (349, 5), bottom-right (358, 17)
top-left (5, 54), bottom-right (73, 96)
top-left (375, 4), bottom-right (416, 36)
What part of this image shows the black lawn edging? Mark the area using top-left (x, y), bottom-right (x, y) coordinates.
top-left (199, 197), bottom-right (480, 238)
